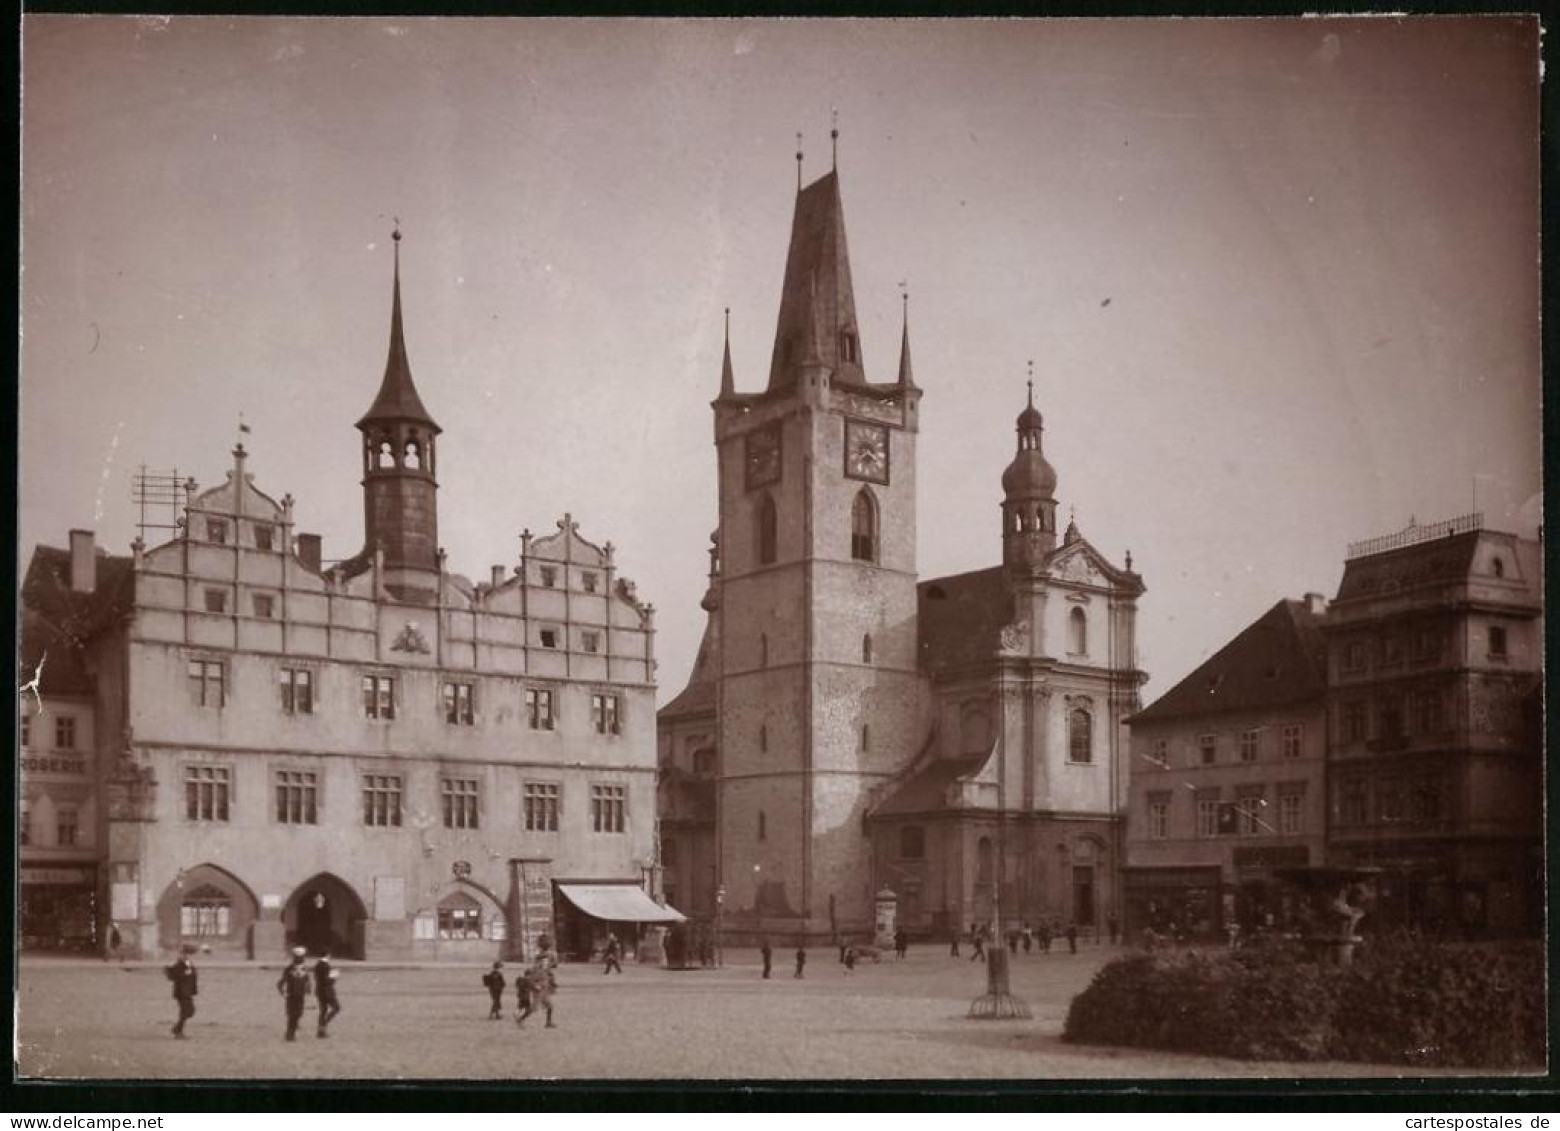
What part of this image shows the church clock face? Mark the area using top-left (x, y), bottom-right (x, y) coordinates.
top-left (844, 420), bottom-right (890, 484)
top-left (744, 425), bottom-right (781, 490)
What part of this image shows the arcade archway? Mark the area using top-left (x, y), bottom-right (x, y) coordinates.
top-left (283, 873), bottom-right (368, 959)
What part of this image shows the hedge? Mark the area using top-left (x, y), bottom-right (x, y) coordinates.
top-left (1062, 937), bottom-right (1545, 1068)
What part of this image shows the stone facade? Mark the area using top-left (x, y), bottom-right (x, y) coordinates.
top-left (659, 168), bottom-right (1147, 942)
top-left (1323, 516), bottom-right (1543, 935)
top-left (1123, 597), bottom-right (1331, 942)
top-left (20, 239), bottom-right (661, 961)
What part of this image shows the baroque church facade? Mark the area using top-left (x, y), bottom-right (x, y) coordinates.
top-left (21, 231), bottom-right (671, 960)
top-left (658, 164), bottom-right (1147, 941)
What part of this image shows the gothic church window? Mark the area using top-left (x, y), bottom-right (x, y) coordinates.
top-left (1068, 709), bottom-right (1093, 764)
top-left (757, 495), bottom-right (778, 566)
top-left (851, 490), bottom-right (878, 563)
top-left (1069, 607), bottom-right (1088, 655)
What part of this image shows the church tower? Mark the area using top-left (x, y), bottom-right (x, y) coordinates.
top-left (711, 154), bottom-right (924, 936)
top-left (346, 227), bottom-right (442, 601)
top-left (1001, 381), bottom-right (1060, 572)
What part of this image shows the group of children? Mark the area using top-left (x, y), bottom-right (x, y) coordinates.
top-left (163, 942), bottom-right (341, 1041)
top-left (482, 946), bottom-right (559, 1028)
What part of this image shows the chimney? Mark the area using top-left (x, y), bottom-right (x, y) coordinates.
top-left (491, 565), bottom-right (505, 588)
top-left (296, 533), bottom-right (323, 573)
top-left (68, 529), bottom-right (96, 592)
top-left (1304, 592), bottom-right (1327, 616)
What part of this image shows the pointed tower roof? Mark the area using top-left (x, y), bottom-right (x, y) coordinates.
top-left (718, 307), bottom-right (736, 399)
top-left (897, 292), bottom-right (916, 389)
top-left (357, 228), bottom-right (440, 433)
top-left (767, 171), bottom-right (864, 391)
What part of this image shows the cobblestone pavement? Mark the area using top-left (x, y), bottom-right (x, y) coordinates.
top-left (17, 947), bottom-right (1458, 1080)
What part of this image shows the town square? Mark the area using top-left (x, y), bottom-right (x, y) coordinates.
top-left (15, 15), bottom-right (1544, 1091)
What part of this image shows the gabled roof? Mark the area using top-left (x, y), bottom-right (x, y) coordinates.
top-left (1129, 598), bottom-right (1327, 727)
top-left (357, 237), bottom-right (439, 432)
top-left (767, 171), bottom-right (864, 391)
top-left (19, 545), bottom-right (135, 696)
top-left (918, 566), bottom-right (1013, 674)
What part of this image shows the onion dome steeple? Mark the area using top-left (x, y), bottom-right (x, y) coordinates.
top-left (1001, 371), bottom-right (1060, 570)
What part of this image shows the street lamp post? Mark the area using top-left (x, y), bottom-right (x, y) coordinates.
top-left (715, 885), bottom-right (725, 968)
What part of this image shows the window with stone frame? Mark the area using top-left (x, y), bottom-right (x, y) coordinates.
top-left (1278, 788), bottom-right (1305, 835)
top-left (591, 783), bottom-right (626, 833)
top-left (591, 692), bottom-right (621, 735)
top-left (442, 778), bottom-right (480, 830)
top-left (252, 593), bottom-right (276, 619)
top-left (253, 523), bottom-right (275, 552)
top-left (525, 687), bottom-right (556, 730)
top-left (56, 806), bottom-right (79, 847)
top-left (539, 565), bottom-right (558, 588)
top-left (581, 571), bottom-right (599, 594)
top-left (185, 765), bottom-right (232, 822)
top-left (274, 770), bottom-right (319, 825)
top-left (206, 518), bottom-right (229, 544)
top-left (188, 659), bottom-right (226, 708)
top-left (1068, 709), bottom-right (1093, 764)
top-left (1239, 729), bottom-right (1259, 763)
top-left (1198, 732), bottom-right (1217, 765)
top-left (443, 680), bottom-right (475, 726)
top-left (362, 774), bottom-right (403, 827)
top-left (1281, 724), bottom-right (1303, 759)
top-left (1195, 793), bottom-right (1221, 838)
top-left (203, 588), bottom-right (228, 614)
top-left (1488, 625), bottom-right (1508, 659)
top-left (1069, 607), bottom-right (1088, 655)
top-left (850, 490), bottom-right (878, 563)
top-left (54, 715), bottom-right (76, 750)
top-left (1235, 788), bottom-right (1266, 836)
top-left (582, 630), bottom-right (601, 655)
top-left (1338, 778), bottom-right (1368, 826)
top-left (279, 667), bottom-right (313, 715)
top-left (523, 782), bottom-right (560, 832)
top-left (362, 674), bottom-right (395, 720)
top-left (1146, 793), bottom-right (1170, 839)
top-left (539, 628), bottom-right (559, 649)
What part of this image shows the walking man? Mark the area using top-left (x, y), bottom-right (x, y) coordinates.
top-left (1066, 922), bottom-right (1079, 954)
top-left (602, 933), bottom-right (623, 975)
top-left (1108, 914), bottom-right (1121, 946)
top-left (793, 943), bottom-right (807, 979)
top-left (277, 946), bottom-right (312, 1041)
top-left (313, 954), bottom-right (341, 1038)
top-left (483, 961), bottom-right (506, 1019)
top-left (760, 936), bottom-right (773, 979)
top-left (1022, 922), bottom-right (1033, 954)
top-left (166, 943), bottom-right (198, 1039)
top-left (894, 927), bottom-right (908, 960)
top-left (949, 929), bottom-right (960, 958)
top-left (517, 950), bottom-right (557, 1029)
top-left (970, 924), bottom-right (986, 963)
top-left (843, 944), bottom-right (857, 976)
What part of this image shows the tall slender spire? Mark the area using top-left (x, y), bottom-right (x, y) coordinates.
top-left (767, 168), bottom-right (862, 391)
top-left (897, 289), bottom-right (916, 389)
top-left (719, 307), bottom-right (735, 398)
top-left (357, 224), bottom-right (439, 432)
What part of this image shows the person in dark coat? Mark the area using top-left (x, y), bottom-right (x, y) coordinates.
top-left (483, 962), bottom-right (507, 1019)
top-left (1021, 922), bottom-right (1033, 954)
top-left (1066, 923), bottom-right (1079, 954)
top-left (760, 937), bottom-right (773, 979)
top-left (313, 955), bottom-right (341, 1038)
top-left (166, 944), bottom-right (198, 1038)
top-left (277, 946), bottom-right (312, 1041)
top-left (969, 924), bottom-right (986, 963)
top-left (602, 933), bottom-right (623, 975)
top-left (1037, 920), bottom-right (1053, 953)
top-left (949, 930), bottom-right (960, 958)
top-left (1007, 928), bottom-right (1019, 955)
top-left (843, 945), bottom-right (857, 975)
top-left (893, 927), bottom-right (908, 960)
top-left (793, 943), bottom-right (807, 979)
top-left (1108, 914), bottom-right (1120, 946)
top-left (517, 951), bottom-right (557, 1029)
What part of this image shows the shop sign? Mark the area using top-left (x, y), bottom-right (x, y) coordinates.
top-left (21, 866), bottom-right (93, 885)
top-left (21, 755), bottom-right (89, 777)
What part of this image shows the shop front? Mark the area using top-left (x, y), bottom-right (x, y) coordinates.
top-left (553, 882), bottom-right (684, 962)
top-left (20, 863), bottom-right (100, 953)
top-left (1121, 865), bottom-right (1222, 942)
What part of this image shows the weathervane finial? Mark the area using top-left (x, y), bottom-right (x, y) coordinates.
top-left (795, 132), bottom-right (803, 190)
top-left (831, 108), bottom-right (839, 170)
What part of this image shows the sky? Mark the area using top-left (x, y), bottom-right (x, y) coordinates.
top-left (19, 16), bottom-right (1543, 706)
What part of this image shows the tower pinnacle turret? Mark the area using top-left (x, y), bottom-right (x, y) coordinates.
top-left (1001, 368), bottom-right (1059, 569)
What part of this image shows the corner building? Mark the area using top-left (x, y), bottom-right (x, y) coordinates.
top-left (661, 165), bottom-right (1147, 940)
top-left (21, 234), bottom-right (668, 961)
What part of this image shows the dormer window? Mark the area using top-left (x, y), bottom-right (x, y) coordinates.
top-left (206, 519), bottom-right (229, 545)
top-left (582, 571), bottom-right (599, 594)
top-left (1492, 557), bottom-right (1505, 579)
top-left (253, 524), bottom-right (274, 551)
top-left (539, 566), bottom-right (557, 588)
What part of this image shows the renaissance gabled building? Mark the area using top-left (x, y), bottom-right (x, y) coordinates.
top-left (658, 163), bottom-right (1148, 941)
top-left (20, 232), bottom-right (671, 961)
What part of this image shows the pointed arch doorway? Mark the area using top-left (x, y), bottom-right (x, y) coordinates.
top-left (283, 873), bottom-right (368, 959)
